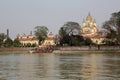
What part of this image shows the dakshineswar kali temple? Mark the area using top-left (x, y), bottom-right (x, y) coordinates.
top-left (80, 13), bottom-right (105, 44)
top-left (16, 13), bottom-right (105, 46)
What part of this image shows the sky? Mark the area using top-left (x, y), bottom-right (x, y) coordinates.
top-left (0, 0), bottom-right (120, 38)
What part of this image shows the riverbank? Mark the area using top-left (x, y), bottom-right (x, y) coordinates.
top-left (53, 50), bottom-right (120, 54)
top-left (0, 46), bottom-right (120, 54)
top-left (53, 46), bottom-right (120, 54)
top-left (0, 47), bottom-right (32, 54)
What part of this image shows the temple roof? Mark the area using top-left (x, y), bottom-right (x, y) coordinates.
top-left (17, 31), bottom-right (38, 41)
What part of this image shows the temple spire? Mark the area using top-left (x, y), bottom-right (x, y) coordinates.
top-left (86, 12), bottom-right (92, 21)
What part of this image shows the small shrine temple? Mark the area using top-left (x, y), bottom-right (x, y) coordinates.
top-left (80, 13), bottom-right (105, 44)
top-left (42, 32), bottom-right (55, 46)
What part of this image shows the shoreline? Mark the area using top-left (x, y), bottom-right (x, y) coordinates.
top-left (0, 47), bottom-right (32, 54)
top-left (53, 50), bottom-right (120, 54)
top-left (53, 46), bottom-right (120, 54)
top-left (0, 47), bottom-right (120, 54)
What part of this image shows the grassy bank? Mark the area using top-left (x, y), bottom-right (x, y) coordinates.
top-left (0, 47), bottom-right (32, 53)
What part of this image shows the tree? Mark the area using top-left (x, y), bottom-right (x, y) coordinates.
top-left (13, 39), bottom-right (21, 47)
top-left (62, 21), bottom-right (80, 35)
top-left (59, 27), bottom-right (67, 39)
top-left (59, 34), bottom-right (70, 46)
top-left (34, 26), bottom-right (48, 45)
top-left (0, 33), bottom-right (7, 47)
top-left (85, 38), bottom-right (93, 45)
top-left (59, 21), bottom-right (81, 46)
top-left (4, 38), bottom-right (13, 47)
top-left (103, 11), bottom-right (120, 45)
top-left (70, 35), bottom-right (85, 46)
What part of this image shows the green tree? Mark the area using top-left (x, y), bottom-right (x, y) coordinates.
top-left (85, 38), bottom-right (93, 45)
top-left (0, 33), bottom-right (7, 47)
top-left (13, 39), bottom-right (21, 47)
top-left (103, 11), bottom-right (120, 45)
top-left (59, 27), bottom-right (67, 39)
top-left (60, 34), bottom-right (70, 46)
top-left (70, 35), bottom-right (85, 46)
top-left (4, 38), bottom-right (13, 47)
top-left (34, 26), bottom-right (48, 45)
top-left (62, 21), bottom-right (80, 35)
top-left (59, 22), bottom-right (81, 46)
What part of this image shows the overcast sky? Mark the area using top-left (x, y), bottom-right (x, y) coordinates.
top-left (0, 0), bottom-right (120, 38)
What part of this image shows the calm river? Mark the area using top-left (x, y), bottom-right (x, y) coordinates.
top-left (0, 52), bottom-right (120, 80)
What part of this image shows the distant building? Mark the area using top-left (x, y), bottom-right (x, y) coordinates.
top-left (17, 31), bottom-right (39, 46)
top-left (42, 32), bottom-right (55, 46)
top-left (80, 13), bottom-right (106, 44)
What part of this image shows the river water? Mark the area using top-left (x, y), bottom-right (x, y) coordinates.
top-left (0, 52), bottom-right (120, 80)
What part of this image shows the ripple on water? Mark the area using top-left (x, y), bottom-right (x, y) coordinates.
top-left (0, 52), bottom-right (120, 80)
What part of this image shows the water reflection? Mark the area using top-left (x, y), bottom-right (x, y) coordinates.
top-left (57, 53), bottom-right (120, 80)
top-left (17, 54), bottom-right (56, 79)
top-left (0, 53), bottom-right (120, 80)
top-left (0, 53), bottom-right (56, 80)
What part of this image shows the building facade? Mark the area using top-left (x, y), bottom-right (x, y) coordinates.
top-left (80, 13), bottom-right (105, 44)
top-left (17, 32), bottom-right (39, 46)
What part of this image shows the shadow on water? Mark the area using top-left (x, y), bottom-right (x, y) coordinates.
top-left (0, 52), bottom-right (120, 80)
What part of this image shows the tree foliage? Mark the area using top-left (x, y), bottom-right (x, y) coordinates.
top-left (59, 34), bottom-right (93, 46)
top-left (59, 27), bottom-right (67, 39)
top-left (85, 38), bottom-right (93, 45)
top-left (58, 21), bottom-right (94, 46)
top-left (103, 11), bottom-right (120, 45)
top-left (62, 21), bottom-right (80, 35)
top-left (34, 26), bottom-right (48, 44)
top-left (0, 33), bottom-right (7, 47)
top-left (59, 22), bottom-right (81, 46)
top-left (4, 38), bottom-right (13, 47)
top-left (13, 38), bottom-right (21, 47)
